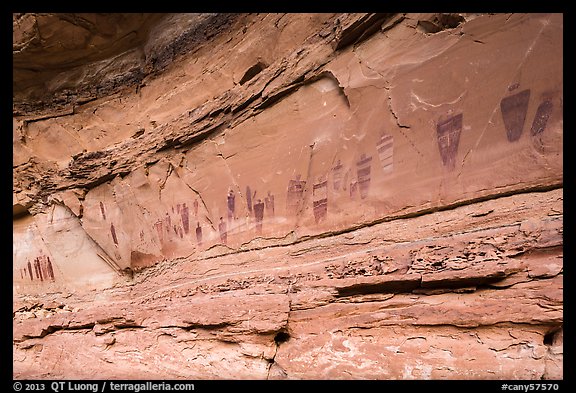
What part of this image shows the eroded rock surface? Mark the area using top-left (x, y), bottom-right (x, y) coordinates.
top-left (13, 13), bottom-right (563, 380)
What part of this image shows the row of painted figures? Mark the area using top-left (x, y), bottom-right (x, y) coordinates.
top-left (19, 255), bottom-right (55, 282)
top-left (112, 86), bottom-right (554, 247)
top-left (16, 85), bottom-right (555, 281)
top-left (83, 84), bottom-right (559, 252)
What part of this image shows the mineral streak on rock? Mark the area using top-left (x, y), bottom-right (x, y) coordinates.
top-left (13, 13), bottom-right (563, 380)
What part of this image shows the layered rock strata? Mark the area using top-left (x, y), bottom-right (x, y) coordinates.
top-left (13, 13), bottom-right (563, 379)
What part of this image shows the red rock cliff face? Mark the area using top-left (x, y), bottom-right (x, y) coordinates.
top-left (13, 13), bottom-right (563, 380)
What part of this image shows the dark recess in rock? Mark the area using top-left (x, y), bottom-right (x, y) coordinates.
top-left (239, 62), bottom-right (267, 85)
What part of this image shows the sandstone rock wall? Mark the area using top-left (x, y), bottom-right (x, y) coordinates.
top-left (13, 13), bottom-right (563, 380)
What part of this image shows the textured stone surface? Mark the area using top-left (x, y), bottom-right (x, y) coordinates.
top-left (13, 13), bottom-right (563, 380)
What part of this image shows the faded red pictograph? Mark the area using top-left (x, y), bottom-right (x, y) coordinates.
top-left (181, 203), bottom-right (190, 234)
top-left (246, 185), bottom-right (253, 214)
top-left (154, 220), bottom-right (164, 244)
top-left (164, 212), bottom-right (171, 232)
top-left (356, 154), bottom-right (372, 199)
top-left (254, 199), bottom-right (265, 234)
top-left (349, 179), bottom-right (358, 199)
top-left (376, 132), bottom-right (393, 173)
top-left (99, 201), bottom-right (107, 220)
top-left (312, 176), bottom-right (328, 223)
top-left (500, 89), bottom-right (531, 142)
top-left (436, 113), bottom-right (463, 170)
top-left (195, 222), bottom-right (202, 245)
top-left (530, 100), bottom-right (554, 137)
top-left (110, 223), bottom-right (119, 245)
top-left (227, 189), bottom-right (235, 222)
top-left (265, 191), bottom-right (275, 217)
top-left (21, 255), bottom-right (55, 282)
top-left (193, 199), bottom-right (199, 217)
top-left (286, 175), bottom-right (306, 216)
top-left (332, 160), bottom-right (343, 191)
top-left (27, 260), bottom-right (33, 281)
top-left (218, 217), bottom-right (227, 244)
